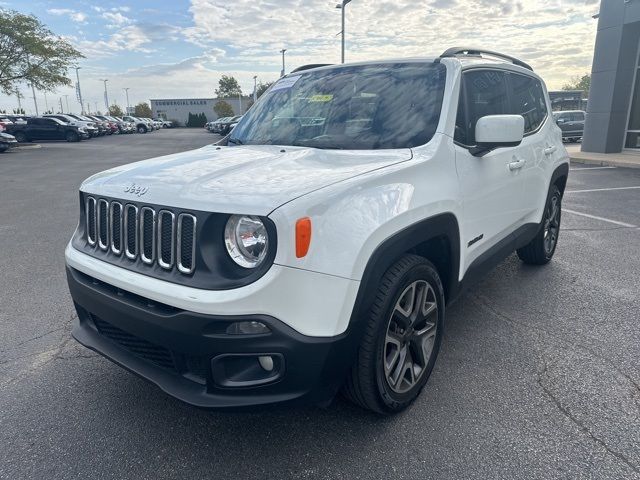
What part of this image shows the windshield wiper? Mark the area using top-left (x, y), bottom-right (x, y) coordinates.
top-left (228, 137), bottom-right (244, 145)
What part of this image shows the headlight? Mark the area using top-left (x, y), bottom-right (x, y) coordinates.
top-left (224, 215), bottom-right (269, 268)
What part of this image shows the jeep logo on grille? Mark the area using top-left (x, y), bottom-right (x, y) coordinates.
top-left (124, 183), bottom-right (149, 197)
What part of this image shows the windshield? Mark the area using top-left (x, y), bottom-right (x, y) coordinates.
top-left (230, 62), bottom-right (446, 150)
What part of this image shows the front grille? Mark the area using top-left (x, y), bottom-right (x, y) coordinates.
top-left (85, 196), bottom-right (197, 275)
top-left (92, 316), bottom-right (177, 372)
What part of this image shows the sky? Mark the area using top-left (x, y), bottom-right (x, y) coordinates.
top-left (1, 0), bottom-right (600, 115)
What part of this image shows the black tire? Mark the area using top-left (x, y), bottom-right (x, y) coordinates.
top-left (517, 185), bottom-right (562, 265)
top-left (66, 131), bottom-right (80, 142)
top-left (342, 254), bottom-right (445, 414)
top-left (13, 132), bottom-right (28, 143)
top-left (0, 144), bottom-right (8, 153)
top-left (137, 125), bottom-right (147, 134)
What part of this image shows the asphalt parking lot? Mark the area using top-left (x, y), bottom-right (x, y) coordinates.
top-left (1, 130), bottom-right (639, 479)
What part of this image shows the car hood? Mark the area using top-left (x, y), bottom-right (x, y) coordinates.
top-left (80, 144), bottom-right (413, 215)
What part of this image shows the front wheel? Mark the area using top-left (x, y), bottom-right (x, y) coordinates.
top-left (13, 132), bottom-right (28, 143)
top-left (342, 254), bottom-right (445, 414)
top-left (517, 185), bottom-right (562, 265)
top-left (137, 125), bottom-right (147, 134)
top-left (66, 131), bottom-right (80, 142)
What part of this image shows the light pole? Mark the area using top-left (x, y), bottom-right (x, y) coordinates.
top-left (59, 97), bottom-right (64, 113)
top-left (44, 91), bottom-right (49, 112)
top-left (280, 49), bottom-right (287, 77)
top-left (75, 67), bottom-right (84, 113)
top-left (123, 88), bottom-right (130, 113)
top-left (336, 0), bottom-right (352, 64)
top-left (253, 75), bottom-right (258, 103)
top-left (99, 79), bottom-right (109, 112)
top-left (64, 94), bottom-right (69, 113)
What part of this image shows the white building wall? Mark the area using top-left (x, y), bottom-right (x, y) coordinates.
top-left (150, 97), bottom-right (251, 126)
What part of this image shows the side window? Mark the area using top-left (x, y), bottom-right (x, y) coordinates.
top-left (509, 74), bottom-right (547, 134)
top-left (454, 70), bottom-right (509, 145)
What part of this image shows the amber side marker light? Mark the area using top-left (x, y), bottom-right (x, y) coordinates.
top-left (296, 217), bottom-right (312, 258)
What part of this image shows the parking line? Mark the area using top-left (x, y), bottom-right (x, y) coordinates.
top-left (566, 186), bottom-right (640, 194)
top-left (563, 208), bottom-right (637, 228)
top-left (569, 166), bottom-right (617, 171)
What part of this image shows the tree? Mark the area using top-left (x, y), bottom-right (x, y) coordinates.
top-left (13, 107), bottom-right (25, 114)
top-left (186, 112), bottom-right (207, 128)
top-left (256, 81), bottom-right (274, 99)
top-left (215, 75), bottom-right (242, 98)
top-left (563, 74), bottom-right (590, 96)
top-left (134, 102), bottom-right (152, 118)
top-left (0, 10), bottom-right (84, 95)
top-left (108, 104), bottom-right (124, 117)
top-left (214, 100), bottom-right (234, 118)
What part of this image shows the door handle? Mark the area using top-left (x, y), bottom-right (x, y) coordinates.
top-left (508, 158), bottom-right (526, 171)
top-left (544, 145), bottom-right (557, 156)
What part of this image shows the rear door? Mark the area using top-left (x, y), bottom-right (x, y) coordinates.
top-left (507, 72), bottom-right (553, 219)
top-left (454, 69), bottom-right (527, 271)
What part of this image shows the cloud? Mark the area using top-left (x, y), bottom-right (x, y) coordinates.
top-left (47, 8), bottom-right (87, 23)
top-left (102, 11), bottom-right (132, 27)
top-left (185, 0), bottom-right (598, 89)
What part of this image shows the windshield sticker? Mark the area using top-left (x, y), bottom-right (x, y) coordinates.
top-left (309, 94), bottom-right (333, 103)
top-left (271, 75), bottom-right (302, 92)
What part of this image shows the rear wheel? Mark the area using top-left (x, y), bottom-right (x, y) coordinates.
top-left (343, 254), bottom-right (445, 414)
top-left (517, 185), bottom-right (562, 265)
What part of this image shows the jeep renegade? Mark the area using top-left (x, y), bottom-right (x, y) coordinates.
top-left (66, 48), bottom-right (569, 413)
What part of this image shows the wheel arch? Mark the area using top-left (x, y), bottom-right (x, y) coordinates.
top-left (551, 162), bottom-right (569, 196)
top-left (349, 213), bottom-right (461, 328)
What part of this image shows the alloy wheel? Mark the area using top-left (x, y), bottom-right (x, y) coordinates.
top-left (384, 280), bottom-right (438, 394)
top-left (543, 194), bottom-right (560, 255)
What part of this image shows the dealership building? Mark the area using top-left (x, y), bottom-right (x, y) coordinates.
top-left (583, 0), bottom-right (640, 152)
top-left (150, 97), bottom-right (251, 126)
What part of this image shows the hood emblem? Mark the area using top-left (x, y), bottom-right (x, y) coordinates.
top-left (124, 183), bottom-right (149, 197)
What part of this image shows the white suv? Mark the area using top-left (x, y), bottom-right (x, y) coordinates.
top-left (65, 48), bottom-right (568, 413)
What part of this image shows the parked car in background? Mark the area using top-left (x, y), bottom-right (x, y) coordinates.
top-left (6, 117), bottom-right (87, 142)
top-left (0, 132), bottom-right (18, 152)
top-left (218, 115), bottom-right (242, 136)
top-left (85, 115), bottom-right (114, 135)
top-left (154, 118), bottom-right (173, 128)
top-left (44, 114), bottom-right (98, 138)
top-left (6, 115), bottom-right (29, 124)
top-left (123, 115), bottom-right (151, 133)
top-left (113, 117), bottom-right (135, 133)
top-left (553, 110), bottom-right (585, 143)
top-left (0, 116), bottom-right (14, 131)
top-left (66, 114), bottom-right (105, 136)
top-left (209, 117), bottom-right (229, 133)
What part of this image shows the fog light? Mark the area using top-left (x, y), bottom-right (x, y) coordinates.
top-left (258, 355), bottom-right (274, 372)
top-left (226, 321), bottom-right (270, 335)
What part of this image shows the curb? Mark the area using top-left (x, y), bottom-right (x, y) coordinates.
top-left (570, 155), bottom-right (640, 170)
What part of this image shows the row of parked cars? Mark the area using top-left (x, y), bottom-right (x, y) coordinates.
top-left (205, 115), bottom-right (243, 136)
top-left (0, 114), bottom-right (173, 149)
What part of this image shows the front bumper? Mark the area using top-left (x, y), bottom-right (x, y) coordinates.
top-left (67, 266), bottom-right (357, 408)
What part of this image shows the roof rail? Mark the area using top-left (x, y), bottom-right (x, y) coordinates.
top-left (290, 64), bottom-right (333, 73)
top-left (439, 47), bottom-right (533, 71)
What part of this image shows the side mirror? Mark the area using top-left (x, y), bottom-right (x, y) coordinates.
top-left (472, 115), bottom-right (524, 156)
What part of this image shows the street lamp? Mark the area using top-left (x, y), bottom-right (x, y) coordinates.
top-left (75, 67), bottom-right (84, 113)
top-left (123, 88), bottom-right (131, 113)
top-left (253, 75), bottom-right (258, 103)
top-left (336, 0), bottom-right (352, 64)
top-left (99, 79), bottom-right (109, 112)
top-left (280, 49), bottom-right (287, 77)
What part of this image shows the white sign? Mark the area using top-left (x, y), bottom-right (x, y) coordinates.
top-left (270, 76), bottom-right (302, 92)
